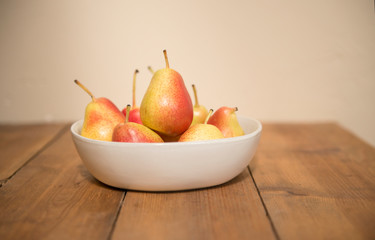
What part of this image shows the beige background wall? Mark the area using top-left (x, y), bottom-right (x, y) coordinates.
top-left (1, 0), bottom-right (374, 146)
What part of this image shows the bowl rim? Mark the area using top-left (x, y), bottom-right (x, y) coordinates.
top-left (70, 116), bottom-right (262, 147)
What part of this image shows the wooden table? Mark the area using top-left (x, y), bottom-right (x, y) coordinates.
top-left (0, 123), bottom-right (374, 240)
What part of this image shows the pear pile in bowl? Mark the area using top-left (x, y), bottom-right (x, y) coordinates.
top-left (74, 50), bottom-right (245, 143)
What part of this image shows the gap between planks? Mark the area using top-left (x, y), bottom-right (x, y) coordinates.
top-left (0, 124), bottom-right (70, 188)
top-left (108, 191), bottom-right (127, 240)
top-left (247, 165), bottom-right (281, 240)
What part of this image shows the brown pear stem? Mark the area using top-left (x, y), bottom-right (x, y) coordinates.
top-left (205, 109), bottom-right (214, 124)
top-left (192, 84), bottom-right (199, 107)
top-left (125, 104), bottom-right (131, 123)
top-left (148, 66), bottom-right (154, 74)
top-left (132, 69), bottom-right (139, 108)
top-left (163, 49), bottom-right (169, 68)
top-left (74, 80), bottom-right (96, 100)
top-left (230, 107), bottom-right (239, 115)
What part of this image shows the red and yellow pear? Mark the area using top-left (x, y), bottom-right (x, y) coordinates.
top-left (140, 50), bottom-right (193, 137)
top-left (190, 84), bottom-right (208, 126)
top-left (122, 69), bottom-right (142, 124)
top-left (113, 105), bottom-right (164, 143)
top-left (207, 106), bottom-right (245, 138)
top-left (179, 109), bottom-right (224, 142)
top-left (74, 80), bottom-right (125, 141)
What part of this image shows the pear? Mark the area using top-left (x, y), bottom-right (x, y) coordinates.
top-left (113, 105), bottom-right (164, 143)
top-left (190, 84), bottom-right (208, 126)
top-left (140, 50), bottom-right (193, 137)
top-left (74, 80), bottom-right (125, 141)
top-left (122, 69), bottom-right (142, 124)
top-left (207, 106), bottom-right (245, 138)
top-left (179, 109), bottom-right (224, 142)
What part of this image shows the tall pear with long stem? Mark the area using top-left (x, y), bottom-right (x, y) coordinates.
top-left (74, 80), bottom-right (125, 141)
top-left (140, 50), bottom-right (193, 137)
top-left (122, 70), bottom-right (142, 124)
top-left (190, 84), bottom-right (208, 126)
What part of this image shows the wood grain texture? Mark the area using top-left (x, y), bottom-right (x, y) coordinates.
top-left (251, 123), bottom-right (375, 240)
top-left (0, 123), bottom-right (66, 181)
top-left (112, 169), bottom-right (276, 240)
top-left (0, 129), bottom-right (125, 240)
top-left (1, 123), bottom-right (374, 240)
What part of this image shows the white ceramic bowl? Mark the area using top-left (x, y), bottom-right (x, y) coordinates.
top-left (71, 116), bottom-right (262, 192)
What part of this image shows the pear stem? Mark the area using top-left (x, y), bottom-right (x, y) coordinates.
top-left (192, 84), bottom-right (199, 107)
top-left (74, 80), bottom-right (96, 100)
top-left (163, 49), bottom-right (169, 68)
top-left (204, 109), bottom-right (214, 124)
top-left (148, 66), bottom-right (154, 74)
top-left (132, 69), bottom-right (139, 108)
top-left (125, 104), bottom-right (131, 123)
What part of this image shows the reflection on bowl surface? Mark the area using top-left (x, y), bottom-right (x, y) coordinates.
top-left (71, 116), bottom-right (262, 191)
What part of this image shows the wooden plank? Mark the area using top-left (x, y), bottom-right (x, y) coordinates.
top-left (0, 123), bottom-right (66, 181)
top-left (112, 169), bottom-right (277, 240)
top-left (0, 128), bottom-right (125, 240)
top-left (251, 123), bottom-right (375, 240)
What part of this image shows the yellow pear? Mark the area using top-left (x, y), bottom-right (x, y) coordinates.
top-left (179, 110), bottom-right (224, 142)
top-left (190, 84), bottom-right (208, 126)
